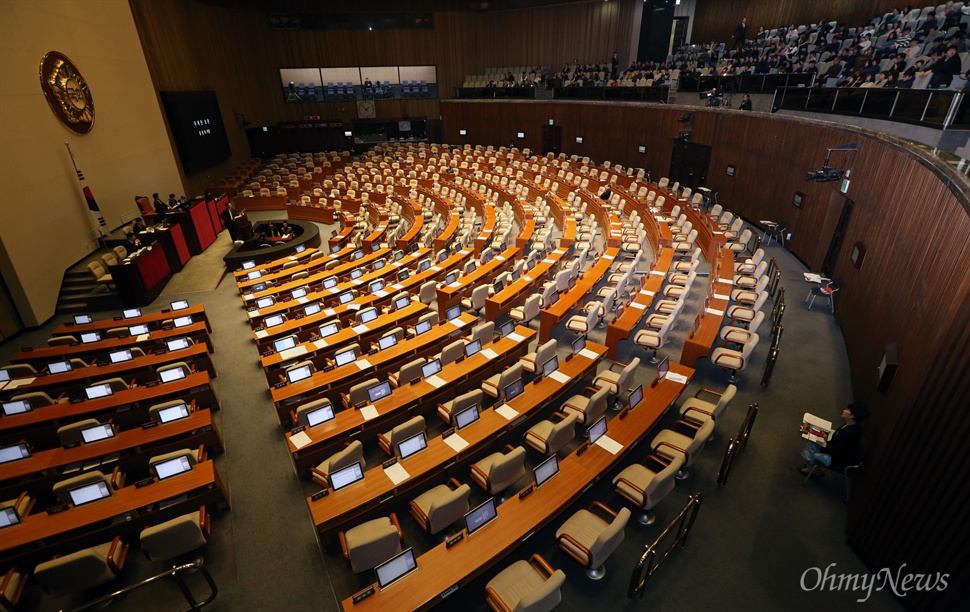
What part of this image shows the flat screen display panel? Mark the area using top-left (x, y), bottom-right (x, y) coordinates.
top-left (0, 506), bottom-right (20, 529)
top-left (455, 403), bottom-right (480, 430)
top-left (1, 400), bottom-right (31, 416)
top-left (464, 338), bottom-right (481, 357)
top-left (157, 403), bottom-right (190, 423)
top-left (153, 454), bottom-right (194, 480)
top-left (367, 381), bottom-right (393, 403)
top-left (287, 365), bottom-right (313, 384)
top-left (80, 423), bottom-right (115, 444)
top-left (257, 297), bottom-right (275, 309)
top-left (48, 360), bottom-right (72, 374)
top-left (319, 322), bottom-right (340, 338)
top-left (129, 324), bottom-right (150, 336)
top-left (123, 308), bottom-right (142, 319)
top-left (542, 356), bottom-right (559, 377)
top-left (629, 384), bottom-right (643, 411)
top-left (274, 336), bottom-right (298, 353)
top-left (504, 378), bottom-right (524, 402)
top-left (335, 348), bottom-right (356, 367)
top-left (534, 455), bottom-right (559, 488)
top-left (0, 443), bottom-right (31, 464)
top-left (171, 300), bottom-right (190, 310)
top-left (306, 403), bottom-right (335, 427)
top-left (378, 335), bottom-right (398, 350)
top-left (84, 383), bottom-right (113, 400)
top-left (173, 315), bottom-right (194, 328)
top-left (160, 367), bottom-right (186, 383)
top-left (263, 315), bottom-right (284, 328)
top-left (375, 548), bottom-right (418, 591)
top-left (397, 431), bottom-right (427, 459)
top-left (420, 359), bottom-right (441, 378)
top-left (587, 416), bottom-right (607, 444)
top-left (293, 286), bottom-right (310, 299)
top-left (329, 461), bottom-right (364, 491)
top-left (74, 314), bottom-right (94, 324)
top-left (68, 480), bottom-right (112, 507)
top-left (80, 331), bottom-right (101, 344)
top-left (463, 497), bottom-right (498, 536)
top-left (166, 338), bottom-right (190, 351)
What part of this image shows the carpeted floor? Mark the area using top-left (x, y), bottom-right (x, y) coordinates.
top-left (2, 208), bottom-right (903, 612)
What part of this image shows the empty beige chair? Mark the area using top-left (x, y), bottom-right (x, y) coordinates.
top-left (482, 362), bottom-right (524, 399)
top-left (470, 445), bottom-right (527, 498)
top-left (561, 385), bottom-right (610, 426)
top-left (53, 469), bottom-right (124, 505)
top-left (509, 293), bottom-right (542, 326)
top-left (100, 252), bottom-right (119, 269)
top-left (341, 377), bottom-right (379, 409)
top-left (711, 335), bottom-right (760, 383)
top-left (679, 384), bottom-right (737, 434)
top-left (149, 447), bottom-right (204, 475)
top-left (33, 537), bottom-right (128, 597)
top-left (439, 338), bottom-right (467, 367)
top-left (437, 389), bottom-right (484, 425)
top-left (556, 502), bottom-right (630, 580)
top-left (634, 318), bottom-right (673, 363)
top-left (486, 554), bottom-right (565, 612)
top-left (520, 339), bottom-right (556, 375)
top-left (14, 391), bottom-right (65, 407)
top-left (465, 321), bottom-right (495, 345)
top-left (566, 302), bottom-right (600, 335)
top-left (311, 440), bottom-right (365, 487)
top-left (389, 357), bottom-right (426, 388)
top-left (461, 284), bottom-right (489, 314)
top-left (613, 453), bottom-right (685, 524)
top-left (651, 417), bottom-right (716, 480)
top-left (524, 411), bottom-right (578, 456)
top-left (0, 364), bottom-right (36, 379)
top-left (140, 505), bottom-right (210, 561)
top-left (418, 280), bottom-right (437, 305)
top-left (339, 513), bottom-right (404, 573)
top-left (0, 567), bottom-right (26, 610)
top-left (410, 478), bottom-right (472, 535)
top-left (719, 311), bottom-right (765, 346)
top-left (47, 335), bottom-right (78, 347)
top-left (113, 245), bottom-right (128, 261)
top-left (292, 397), bottom-right (334, 428)
top-left (378, 415), bottom-right (426, 456)
top-left (726, 291), bottom-right (768, 325)
top-left (593, 357), bottom-right (640, 397)
top-left (56, 418), bottom-right (103, 445)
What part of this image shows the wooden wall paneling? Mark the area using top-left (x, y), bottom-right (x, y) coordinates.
top-left (691, 0), bottom-right (902, 49)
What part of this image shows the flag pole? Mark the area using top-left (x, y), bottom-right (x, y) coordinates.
top-left (65, 142), bottom-right (109, 248)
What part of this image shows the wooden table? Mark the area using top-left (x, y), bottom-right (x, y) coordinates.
top-left (539, 247), bottom-right (620, 342)
top-left (483, 247), bottom-right (567, 323)
top-left (680, 247), bottom-right (735, 366)
top-left (53, 305), bottom-right (211, 335)
top-left (604, 248), bottom-right (674, 359)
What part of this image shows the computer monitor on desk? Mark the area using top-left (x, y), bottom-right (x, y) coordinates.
top-left (286, 364), bottom-right (313, 384)
top-left (166, 338), bottom-right (190, 352)
top-left (153, 454), bottom-right (194, 480)
top-left (329, 461), bottom-right (365, 491)
top-left (80, 423), bottom-right (115, 444)
top-left (367, 381), bottom-right (392, 403)
top-left (587, 416), bottom-right (607, 443)
top-left (84, 383), bottom-right (113, 400)
top-left (504, 378), bottom-right (524, 403)
top-left (74, 314), bottom-right (94, 325)
top-left (171, 299), bottom-right (189, 311)
top-left (455, 403), bottom-right (480, 430)
top-left (256, 296), bottom-right (275, 309)
top-left (534, 455), bottom-right (559, 488)
top-left (274, 336), bottom-right (298, 353)
top-left (68, 480), bottom-right (112, 507)
top-left (306, 403), bottom-right (335, 427)
top-left (463, 497), bottom-right (498, 536)
top-left (0, 506), bottom-right (21, 529)
top-left (47, 359), bottom-right (73, 374)
top-left (157, 402), bottom-right (190, 424)
top-left (0, 443), bottom-right (31, 464)
top-left (123, 308), bottom-right (142, 319)
top-left (375, 548), bottom-right (418, 591)
top-left (80, 331), bottom-right (101, 344)
top-left (397, 431), bottom-right (428, 459)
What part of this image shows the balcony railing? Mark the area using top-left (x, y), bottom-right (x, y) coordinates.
top-left (773, 86), bottom-right (969, 129)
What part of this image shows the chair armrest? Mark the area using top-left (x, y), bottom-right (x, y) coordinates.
top-left (106, 536), bottom-right (128, 573)
top-left (377, 433), bottom-right (392, 455)
top-left (197, 443), bottom-right (207, 463)
top-left (528, 554), bottom-right (556, 579)
top-left (556, 532), bottom-right (592, 565)
top-left (683, 406), bottom-right (714, 421)
top-left (409, 500), bottom-right (430, 531)
top-left (644, 453), bottom-right (671, 470)
top-left (339, 530), bottom-right (350, 563)
top-left (675, 417), bottom-right (702, 432)
top-left (503, 444), bottom-right (517, 453)
top-left (588, 500), bottom-right (619, 520)
top-left (614, 476), bottom-right (646, 499)
top-left (310, 467), bottom-right (328, 487)
top-left (654, 440), bottom-right (689, 463)
top-left (486, 587), bottom-right (513, 612)
top-left (339, 392), bottom-right (350, 409)
top-left (551, 411), bottom-right (569, 422)
top-left (608, 360), bottom-right (628, 372)
top-left (694, 387), bottom-right (723, 400)
top-left (469, 463), bottom-right (491, 491)
top-left (111, 466), bottom-right (125, 489)
top-left (199, 505), bottom-right (211, 538)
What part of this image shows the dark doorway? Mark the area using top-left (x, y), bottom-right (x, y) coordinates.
top-left (672, 17), bottom-right (689, 51)
top-left (669, 140), bottom-right (711, 188)
top-left (542, 125), bottom-right (562, 156)
top-left (821, 193), bottom-right (853, 277)
top-left (638, 1), bottom-right (675, 62)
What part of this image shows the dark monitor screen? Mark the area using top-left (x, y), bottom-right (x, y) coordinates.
top-left (158, 90), bottom-right (231, 174)
top-left (68, 480), bottom-right (112, 507)
top-left (47, 360), bottom-right (73, 374)
top-left (397, 270), bottom-right (409, 282)
top-left (394, 250), bottom-right (404, 261)
top-left (410, 243), bottom-right (419, 253)
top-left (568, 276), bottom-right (577, 290)
top-left (80, 423), bottom-right (115, 444)
top-left (367, 381), bottom-right (393, 403)
top-left (286, 364), bottom-right (313, 384)
top-left (157, 402), bottom-right (190, 423)
top-left (587, 415), bottom-right (607, 443)
top-left (329, 461), bottom-right (364, 491)
top-left (464, 497), bottom-right (498, 536)
top-left (492, 279), bottom-right (505, 293)
top-left (511, 269), bottom-right (520, 282)
top-left (306, 403), bottom-right (335, 427)
top-left (504, 378), bottom-right (524, 402)
top-left (123, 308), bottom-right (142, 319)
top-left (331, 230), bottom-right (338, 238)
top-left (375, 548), bottom-right (418, 591)
top-left (542, 355), bottom-right (559, 377)
top-left (534, 455), bottom-right (560, 488)
top-left (252, 282), bottom-right (268, 292)
top-left (445, 272), bottom-right (458, 285)
top-left (657, 356), bottom-right (670, 380)
top-left (274, 336), bottom-right (298, 353)
top-left (455, 403), bottom-right (480, 430)
top-left (464, 338), bottom-right (482, 358)
top-left (153, 454), bottom-right (194, 480)
top-left (629, 384), bottom-right (643, 411)
top-left (0, 443), bottom-right (31, 464)
top-left (397, 431), bottom-right (428, 459)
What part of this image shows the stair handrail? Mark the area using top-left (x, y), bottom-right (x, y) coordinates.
top-left (627, 492), bottom-right (704, 600)
top-left (717, 403), bottom-right (759, 486)
top-left (67, 558), bottom-right (217, 612)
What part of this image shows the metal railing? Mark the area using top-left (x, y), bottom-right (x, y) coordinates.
top-left (773, 86), bottom-right (969, 130)
top-left (761, 324), bottom-right (783, 387)
top-left (454, 86), bottom-right (537, 99)
top-left (627, 493), bottom-right (703, 600)
top-left (679, 73), bottom-right (815, 95)
top-left (552, 86), bottom-right (670, 103)
top-left (67, 559), bottom-right (217, 612)
top-left (717, 403), bottom-right (759, 486)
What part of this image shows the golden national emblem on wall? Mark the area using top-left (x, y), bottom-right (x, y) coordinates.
top-left (39, 51), bottom-right (95, 134)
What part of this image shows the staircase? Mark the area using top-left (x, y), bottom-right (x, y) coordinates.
top-left (55, 258), bottom-right (124, 315)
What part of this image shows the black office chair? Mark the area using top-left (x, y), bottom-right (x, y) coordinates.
top-left (763, 220), bottom-right (788, 247)
top-left (802, 439), bottom-right (866, 502)
top-left (807, 279), bottom-right (841, 312)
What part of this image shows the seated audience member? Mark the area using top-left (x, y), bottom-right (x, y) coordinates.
top-left (123, 232), bottom-right (141, 256)
top-left (168, 193), bottom-right (179, 209)
top-left (799, 403), bottom-right (869, 475)
top-left (922, 47), bottom-right (962, 88)
top-left (131, 217), bottom-right (147, 235)
top-left (152, 192), bottom-right (166, 214)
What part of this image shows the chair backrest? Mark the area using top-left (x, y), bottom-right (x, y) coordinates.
top-left (517, 567), bottom-right (566, 612)
top-left (33, 539), bottom-right (126, 597)
top-left (318, 439), bottom-right (365, 475)
top-left (499, 363), bottom-right (524, 399)
top-left (140, 508), bottom-right (208, 561)
top-left (712, 384), bottom-right (737, 419)
top-left (643, 455), bottom-right (684, 501)
top-left (295, 398), bottom-right (333, 427)
top-left (684, 420), bottom-right (716, 464)
top-left (470, 284), bottom-right (489, 308)
top-left (419, 281), bottom-right (437, 304)
top-left (544, 412), bottom-right (578, 454)
top-left (740, 335), bottom-right (760, 362)
top-left (397, 357), bottom-right (427, 385)
top-left (349, 378), bottom-right (380, 405)
top-left (388, 415), bottom-right (426, 456)
top-left (533, 339), bottom-right (557, 370)
top-left (53, 470), bottom-right (113, 505)
top-left (0, 363), bottom-right (37, 378)
top-left (440, 339), bottom-right (466, 366)
top-left (47, 335), bottom-right (78, 347)
top-left (751, 290), bottom-right (769, 311)
top-left (468, 321), bottom-right (495, 344)
top-left (617, 358), bottom-right (641, 390)
top-left (520, 293), bottom-right (541, 320)
top-left (56, 418), bottom-right (102, 445)
top-left (589, 507), bottom-right (631, 567)
top-left (487, 446), bottom-right (527, 493)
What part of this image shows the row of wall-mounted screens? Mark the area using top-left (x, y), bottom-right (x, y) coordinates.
top-left (279, 66), bottom-right (437, 103)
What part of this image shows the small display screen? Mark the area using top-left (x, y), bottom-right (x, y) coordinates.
top-left (397, 431), bottom-right (428, 459)
top-left (287, 365), bottom-right (313, 384)
top-left (74, 314), bottom-right (94, 324)
top-left (587, 416), bottom-right (607, 443)
top-left (248, 270), bottom-right (262, 280)
top-left (0, 507), bottom-right (20, 529)
top-left (629, 384), bottom-right (643, 411)
top-left (274, 336), bottom-right (298, 352)
top-left (421, 359), bottom-right (442, 378)
top-left (395, 296), bottom-right (410, 310)
top-left (323, 277), bottom-right (338, 289)
top-left (335, 348), bottom-right (356, 367)
top-left (153, 455), bottom-right (194, 480)
top-left (123, 308), bottom-right (142, 319)
top-left (80, 423), bottom-right (115, 444)
top-left (455, 404), bottom-right (480, 430)
top-left (84, 383), bottom-right (114, 400)
top-left (359, 309), bottom-right (378, 324)
top-left (293, 286), bottom-right (310, 299)
top-left (1, 400), bottom-right (32, 416)
top-left (319, 322), bottom-right (340, 338)
top-left (542, 356), bottom-right (559, 377)
top-left (500, 321), bottom-right (514, 337)
top-left (263, 314), bottom-right (284, 328)
top-left (534, 455), bottom-right (560, 488)
top-left (464, 338), bottom-right (481, 357)
top-left (446, 306), bottom-right (461, 321)
top-left (338, 292), bottom-right (354, 304)
top-left (350, 269), bottom-right (363, 280)
top-left (464, 498), bottom-right (498, 536)
top-left (306, 403), bottom-right (335, 427)
top-left (158, 403), bottom-right (190, 423)
top-left (367, 381), bottom-right (392, 403)
top-left (80, 331), bottom-right (101, 344)
top-left (378, 335), bottom-right (398, 350)
top-left (166, 338), bottom-right (190, 351)
top-left (257, 297), bottom-right (275, 309)
top-left (572, 335), bottom-right (586, 354)
top-left (504, 378), bottom-right (524, 402)
top-left (160, 367), bottom-right (187, 383)
top-left (171, 300), bottom-right (189, 310)
top-left (375, 548), bottom-right (418, 591)
top-left (657, 356), bottom-right (670, 380)
top-left (129, 324), bottom-right (150, 336)
top-left (242, 261), bottom-right (256, 270)
top-left (173, 315), bottom-right (194, 328)
top-left (47, 360), bottom-right (73, 374)
top-left (0, 443), bottom-right (31, 464)
top-left (304, 302), bottom-right (322, 317)
top-left (414, 320), bottom-right (431, 335)
top-left (329, 461), bottom-right (365, 491)
top-left (68, 480), bottom-right (112, 507)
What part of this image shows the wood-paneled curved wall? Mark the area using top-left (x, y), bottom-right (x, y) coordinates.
top-left (441, 99), bottom-right (970, 610)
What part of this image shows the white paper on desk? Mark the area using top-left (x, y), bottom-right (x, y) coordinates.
top-left (524, 276), bottom-right (533, 282)
top-left (650, 270), bottom-right (665, 276)
top-left (460, 250), bottom-right (470, 255)
top-left (426, 375), bottom-right (447, 389)
top-left (804, 273), bottom-right (822, 283)
top-left (495, 403), bottom-right (519, 420)
top-left (594, 434), bottom-right (624, 455)
top-left (578, 348), bottom-right (599, 360)
top-left (356, 358), bottom-right (373, 370)
top-left (481, 348), bottom-right (499, 361)
top-left (391, 284), bottom-right (403, 291)
top-left (603, 255), bottom-right (615, 260)
top-left (244, 294), bottom-right (254, 301)
top-left (430, 265), bottom-right (442, 272)
top-left (289, 431), bottom-right (312, 450)
top-left (392, 261), bottom-right (402, 267)
top-left (360, 405), bottom-right (379, 421)
top-left (296, 297), bottom-right (308, 304)
top-left (352, 324), bottom-right (369, 334)
top-left (448, 282), bottom-right (462, 288)
top-left (324, 308), bottom-right (336, 317)
top-left (136, 333), bottom-right (151, 342)
top-left (384, 462), bottom-right (411, 486)
top-left (444, 433), bottom-right (469, 452)
top-left (717, 278), bottom-right (734, 285)
top-left (352, 280), bottom-right (363, 286)
top-left (549, 370), bottom-right (572, 384)
top-left (451, 319), bottom-right (467, 328)
top-left (630, 302), bottom-right (646, 309)
top-left (713, 293), bottom-right (731, 300)
top-left (495, 255), bottom-right (505, 261)
top-left (289, 256), bottom-right (297, 260)
top-left (639, 290), bottom-right (655, 297)
top-left (313, 339), bottom-right (328, 350)
top-left (374, 290), bottom-right (388, 298)
top-left (3, 377), bottom-right (35, 390)
top-left (249, 309), bottom-right (260, 318)
top-left (329, 288), bottom-right (340, 294)
top-left (279, 346), bottom-right (308, 361)
top-left (543, 258), bottom-right (555, 264)
top-left (507, 332), bottom-right (525, 343)
top-left (706, 308), bottom-right (724, 317)
top-left (347, 303), bottom-right (361, 310)
top-left (665, 372), bottom-right (689, 385)
top-left (254, 330), bottom-right (268, 339)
